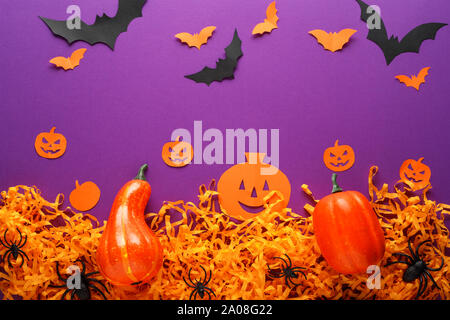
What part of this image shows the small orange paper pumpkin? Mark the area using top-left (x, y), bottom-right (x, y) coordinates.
top-left (34, 127), bottom-right (67, 159)
top-left (399, 157), bottom-right (431, 190)
top-left (161, 136), bottom-right (194, 168)
top-left (69, 180), bottom-right (101, 212)
top-left (217, 153), bottom-right (291, 221)
top-left (323, 139), bottom-right (355, 172)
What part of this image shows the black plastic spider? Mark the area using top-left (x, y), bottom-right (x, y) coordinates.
top-left (183, 266), bottom-right (216, 300)
top-left (267, 254), bottom-right (307, 288)
top-left (49, 260), bottom-right (109, 300)
top-left (385, 239), bottom-right (444, 299)
top-left (0, 228), bottom-right (29, 267)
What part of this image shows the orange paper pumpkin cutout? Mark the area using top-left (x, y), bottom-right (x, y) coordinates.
top-left (161, 136), bottom-right (194, 168)
top-left (399, 157), bottom-right (431, 191)
top-left (252, 1), bottom-right (279, 35)
top-left (175, 26), bottom-right (216, 49)
top-left (395, 67), bottom-right (430, 91)
top-left (34, 127), bottom-right (67, 159)
top-left (69, 180), bottom-right (101, 212)
top-left (217, 153), bottom-right (291, 221)
top-left (49, 48), bottom-right (87, 70)
top-left (308, 29), bottom-right (357, 52)
top-left (323, 140), bottom-right (355, 172)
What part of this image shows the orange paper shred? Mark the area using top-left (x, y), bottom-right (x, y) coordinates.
top-left (0, 166), bottom-right (448, 300)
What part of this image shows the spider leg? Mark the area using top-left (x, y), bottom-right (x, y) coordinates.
top-left (61, 288), bottom-right (70, 300)
top-left (424, 270), bottom-right (440, 290)
top-left (416, 274), bottom-right (428, 300)
top-left (407, 239), bottom-right (417, 260)
top-left (85, 271), bottom-right (100, 277)
top-left (186, 268), bottom-right (198, 287)
top-left (284, 254), bottom-right (293, 269)
top-left (48, 284), bottom-right (67, 288)
top-left (183, 276), bottom-right (197, 289)
top-left (3, 229), bottom-right (12, 247)
top-left (392, 253), bottom-right (415, 264)
top-left (88, 278), bottom-right (109, 293)
top-left (204, 287), bottom-right (216, 297)
top-left (426, 256), bottom-right (444, 272)
top-left (70, 289), bottom-right (76, 300)
top-left (273, 256), bottom-right (289, 270)
top-left (414, 274), bottom-right (424, 300)
top-left (55, 262), bottom-right (68, 282)
top-left (90, 283), bottom-right (108, 300)
top-left (384, 260), bottom-right (410, 267)
top-left (15, 228), bottom-right (23, 247)
top-left (415, 240), bottom-right (431, 260)
top-left (201, 266), bottom-right (212, 286)
top-left (18, 231), bottom-right (27, 248)
top-left (291, 268), bottom-right (307, 280)
top-left (78, 259), bottom-right (86, 275)
top-left (190, 289), bottom-right (197, 300)
top-left (18, 252), bottom-right (27, 268)
top-left (5, 250), bottom-right (13, 267)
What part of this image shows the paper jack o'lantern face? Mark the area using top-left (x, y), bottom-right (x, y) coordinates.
top-left (34, 127), bottom-right (67, 159)
top-left (323, 139), bottom-right (355, 172)
top-left (161, 136), bottom-right (194, 168)
top-left (217, 153), bottom-right (291, 221)
top-left (399, 157), bottom-right (431, 190)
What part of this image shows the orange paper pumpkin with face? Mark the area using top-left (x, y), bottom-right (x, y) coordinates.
top-left (34, 127), bottom-right (67, 159)
top-left (217, 153), bottom-right (291, 221)
top-left (161, 136), bottom-right (194, 168)
top-left (399, 157), bottom-right (431, 190)
top-left (323, 140), bottom-right (355, 172)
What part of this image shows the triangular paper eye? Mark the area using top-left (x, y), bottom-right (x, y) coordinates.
top-left (34, 127), bottom-right (67, 159)
top-left (399, 157), bottom-right (431, 191)
top-left (323, 139), bottom-right (355, 172)
top-left (217, 152), bottom-right (291, 221)
top-left (161, 136), bottom-right (194, 168)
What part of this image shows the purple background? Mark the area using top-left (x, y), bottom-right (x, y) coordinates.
top-left (1, 0), bottom-right (449, 224)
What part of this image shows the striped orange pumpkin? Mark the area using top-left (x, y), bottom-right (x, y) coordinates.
top-left (313, 174), bottom-right (385, 274)
top-left (97, 164), bottom-right (163, 286)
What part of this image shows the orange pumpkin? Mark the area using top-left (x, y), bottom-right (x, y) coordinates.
top-left (161, 136), bottom-right (194, 168)
top-left (217, 153), bottom-right (291, 221)
top-left (323, 139), bottom-right (355, 172)
top-left (399, 157), bottom-right (431, 191)
top-left (96, 164), bottom-right (163, 286)
top-left (69, 180), bottom-right (101, 212)
top-left (34, 127), bottom-right (67, 159)
top-left (313, 174), bottom-right (385, 274)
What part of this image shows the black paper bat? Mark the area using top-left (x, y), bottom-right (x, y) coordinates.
top-left (185, 29), bottom-right (243, 85)
top-left (40, 0), bottom-right (147, 50)
top-left (356, 0), bottom-right (447, 65)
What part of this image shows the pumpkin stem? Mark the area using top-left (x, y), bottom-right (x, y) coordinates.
top-left (331, 173), bottom-right (343, 193)
top-left (135, 164), bottom-right (148, 181)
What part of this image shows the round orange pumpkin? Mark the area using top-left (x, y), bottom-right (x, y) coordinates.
top-left (217, 153), bottom-right (291, 221)
top-left (161, 136), bottom-right (193, 168)
top-left (34, 127), bottom-right (67, 159)
top-left (313, 174), bottom-right (385, 274)
top-left (399, 157), bottom-right (431, 191)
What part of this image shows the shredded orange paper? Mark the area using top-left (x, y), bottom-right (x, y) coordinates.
top-left (0, 166), bottom-right (448, 299)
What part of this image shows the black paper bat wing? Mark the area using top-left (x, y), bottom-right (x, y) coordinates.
top-left (40, 0), bottom-right (147, 50)
top-left (355, 0), bottom-right (447, 65)
top-left (185, 29), bottom-right (243, 86)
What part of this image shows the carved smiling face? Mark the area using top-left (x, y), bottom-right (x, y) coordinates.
top-left (323, 140), bottom-right (355, 172)
top-left (217, 153), bottom-right (291, 221)
top-left (34, 127), bottom-right (67, 159)
top-left (161, 136), bottom-right (193, 167)
top-left (399, 157), bottom-right (431, 190)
